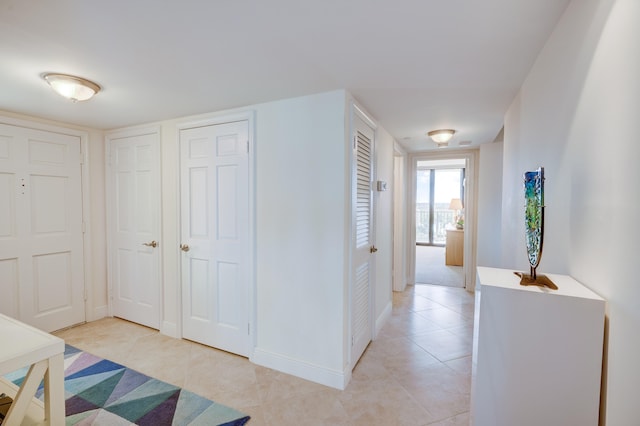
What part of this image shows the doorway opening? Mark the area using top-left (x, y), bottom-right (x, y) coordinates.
top-left (415, 159), bottom-right (465, 288)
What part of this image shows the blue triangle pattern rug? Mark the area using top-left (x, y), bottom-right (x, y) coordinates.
top-left (4, 345), bottom-right (250, 426)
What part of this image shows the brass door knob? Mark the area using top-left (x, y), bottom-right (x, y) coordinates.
top-left (370, 246), bottom-right (378, 253)
top-left (180, 244), bottom-right (190, 252)
top-left (142, 240), bottom-right (158, 248)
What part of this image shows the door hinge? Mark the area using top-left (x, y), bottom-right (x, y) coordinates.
top-left (353, 135), bottom-right (357, 150)
top-left (351, 335), bottom-right (355, 347)
top-left (84, 288), bottom-right (88, 301)
top-left (247, 323), bottom-right (250, 335)
top-left (82, 221), bottom-right (87, 233)
top-left (246, 140), bottom-right (249, 154)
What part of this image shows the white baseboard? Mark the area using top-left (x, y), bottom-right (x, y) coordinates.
top-left (160, 321), bottom-right (179, 338)
top-left (90, 305), bottom-right (108, 322)
top-left (375, 301), bottom-right (392, 338)
top-left (251, 348), bottom-right (349, 390)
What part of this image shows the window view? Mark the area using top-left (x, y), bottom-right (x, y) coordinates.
top-left (416, 166), bottom-right (464, 245)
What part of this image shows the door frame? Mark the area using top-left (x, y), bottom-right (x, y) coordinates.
top-left (175, 111), bottom-right (256, 355)
top-left (105, 125), bottom-right (163, 325)
top-left (0, 114), bottom-right (92, 322)
top-left (408, 150), bottom-right (478, 291)
top-left (393, 143), bottom-right (408, 292)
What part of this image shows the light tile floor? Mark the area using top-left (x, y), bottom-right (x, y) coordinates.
top-left (54, 284), bottom-right (475, 425)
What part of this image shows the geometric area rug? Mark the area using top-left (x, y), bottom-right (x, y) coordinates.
top-left (4, 345), bottom-right (251, 426)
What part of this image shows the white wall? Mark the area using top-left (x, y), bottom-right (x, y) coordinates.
top-left (476, 142), bottom-right (503, 267)
top-left (501, 0), bottom-right (638, 423)
top-left (373, 125), bottom-right (394, 334)
top-left (251, 91), bottom-right (349, 385)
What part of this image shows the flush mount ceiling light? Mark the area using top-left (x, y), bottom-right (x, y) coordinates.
top-left (428, 129), bottom-right (456, 147)
top-left (42, 73), bottom-right (101, 102)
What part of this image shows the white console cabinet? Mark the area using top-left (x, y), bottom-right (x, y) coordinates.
top-left (471, 267), bottom-right (605, 426)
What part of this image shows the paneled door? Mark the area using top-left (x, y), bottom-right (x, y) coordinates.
top-left (180, 119), bottom-right (250, 357)
top-left (350, 109), bottom-right (376, 368)
top-left (0, 123), bottom-right (85, 331)
top-left (106, 128), bottom-right (161, 329)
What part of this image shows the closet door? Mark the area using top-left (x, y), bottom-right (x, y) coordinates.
top-left (350, 110), bottom-right (376, 368)
top-left (107, 128), bottom-right (161, 329)
top-left (0, 123), bottom-right (85, 331)
top-left (180, 119), bottom-right (250, 357)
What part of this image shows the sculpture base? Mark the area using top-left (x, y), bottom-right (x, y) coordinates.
top-left (514, 272), bottom-right (558, 290)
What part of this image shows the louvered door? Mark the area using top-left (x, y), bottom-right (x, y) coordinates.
top-left (351, 111), bottom-right (375, 367)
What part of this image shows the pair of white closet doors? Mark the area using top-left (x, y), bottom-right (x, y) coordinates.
top-left (107, 119), bottom-right (251, 357)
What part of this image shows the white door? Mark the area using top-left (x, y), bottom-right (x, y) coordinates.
top-left (0, 123), bottom-right (85, 331)
top-left (180, 120), bottom-right (250, 357)
top-left (351, 111), bottom-right (376, 367)
top-left (107, 129), bottom-right (161, 329)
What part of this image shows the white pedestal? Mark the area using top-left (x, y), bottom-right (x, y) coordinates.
top-left (471, 267), bottom-right (605, 426)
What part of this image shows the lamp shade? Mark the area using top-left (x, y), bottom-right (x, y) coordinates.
top-left (428, 129), bottom-right (456, 144)
top-left (43, 73), bottom-right (101, 102)
top-left (449, 198), bottom-right (463, 210)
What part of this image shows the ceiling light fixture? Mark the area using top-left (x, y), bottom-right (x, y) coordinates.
top-left (42, 73), bottom-right (101, 102)
top-left (428, 129), bottom-right (456, 147)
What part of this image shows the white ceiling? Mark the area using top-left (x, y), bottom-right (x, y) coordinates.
top-left (0, 0), bottom-right (569, 152)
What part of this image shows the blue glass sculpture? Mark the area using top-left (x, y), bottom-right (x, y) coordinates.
top-left (516, 167), bottom-right (557, 289)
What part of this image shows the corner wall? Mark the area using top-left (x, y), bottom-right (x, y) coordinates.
top-left (501, 0), bottom-right (638, 423)
top-left (477, 142), bottom-right (503, 268)
top-left (250, 91), bottom-right (349, 387)
top-left (373, 125), bottom-right (394, 334)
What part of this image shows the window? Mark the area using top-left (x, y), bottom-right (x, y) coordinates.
top-left (416, 164), bottom-right (465, 246)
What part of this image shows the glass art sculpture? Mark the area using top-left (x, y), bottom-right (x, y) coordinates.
top-left (515, 167), bottom-right (557, 289)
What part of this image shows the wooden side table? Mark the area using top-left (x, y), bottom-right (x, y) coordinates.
top-left (445, 228), bottom-right (464, 266)
top-left (0, 313), bottom-right (65, 426)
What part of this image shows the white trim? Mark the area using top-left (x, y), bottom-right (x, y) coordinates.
top-left (393, 154), bottom-right (408, 292)
top-left (0, 114), bottom-right (93, 324)
top-left (176, 110), bottom-right (256, 355)
top-left (170, 123), bottom-right (183, 339)
top-left (175, 111), bottom-right (254, 131)
top-left (161, 320), bottom-right (179, 338)
top-left (408, 149), bottom-right (479, 291)
top-left (394, 141), bottom-right (407, 156)
top-left (105, 125), bottom-right (163, 326)
top-left (375, 300), bottom-right (392, 338)
top-left (79, 132), bottom-right (95, 321)
top-left (251, 348), bottom-right (349, 390)
top-left (93, 305), bottom-right (108, 321)
top-left (352, 103), bottom-right (377, 131)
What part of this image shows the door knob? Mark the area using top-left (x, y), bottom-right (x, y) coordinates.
top-left (180, 244), bottom-right (190, 252)
top-left (143, 240), bottom-right (158, 248)
top-left (370, 245), bottom-right (378, 253)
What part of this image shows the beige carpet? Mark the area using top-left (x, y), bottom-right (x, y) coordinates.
top-left (415, 245), bottom-right (464, 288)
